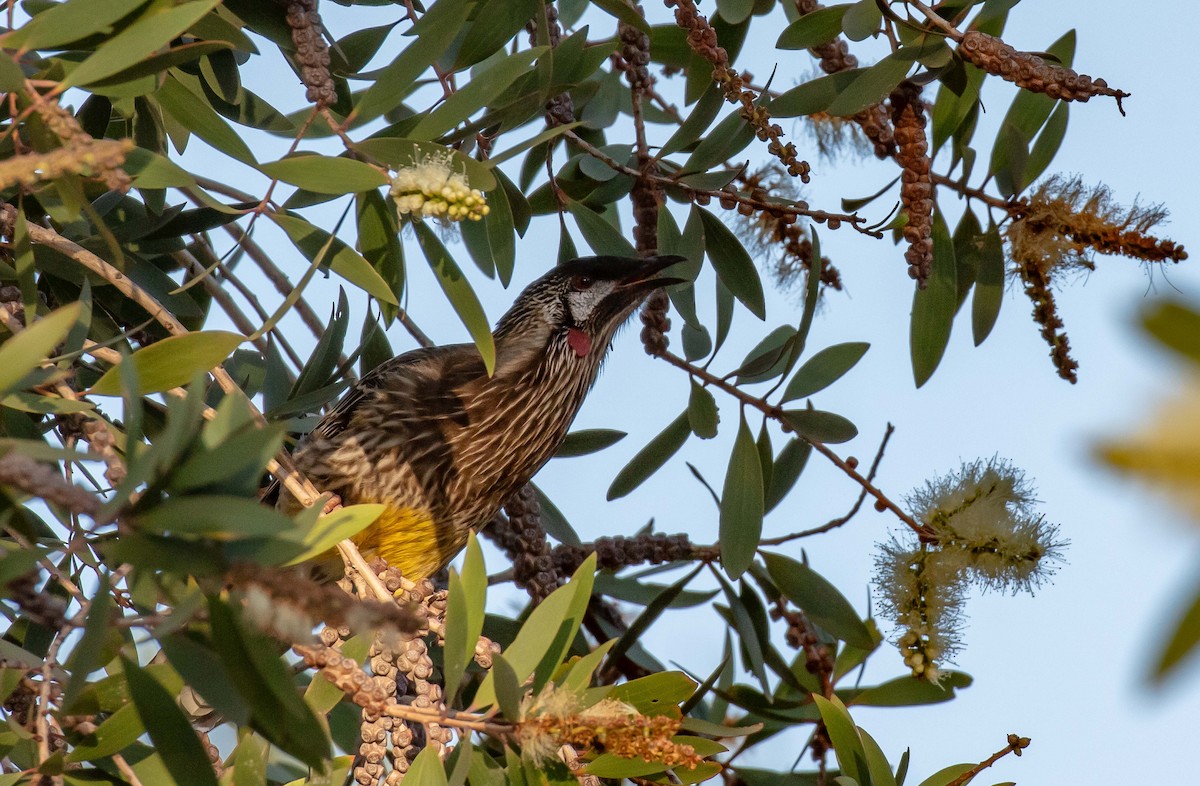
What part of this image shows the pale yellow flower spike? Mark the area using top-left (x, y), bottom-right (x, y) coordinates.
top-left (389, 151), bottom-right (489, 223)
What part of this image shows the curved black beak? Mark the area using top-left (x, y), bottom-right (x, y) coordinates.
top-left (618, 254), bottom-right (689, 291)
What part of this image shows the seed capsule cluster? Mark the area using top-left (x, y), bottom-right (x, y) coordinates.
top-left (667, 0), bottom-right (811, 182)
top-left (793, 0), bottom-right (896, 158)
top-left (959, 31), bottom-right (1130, 113)
top-left (890, 83), bottom-right (933, 285)
top-left (501, 486), bottom-right (559, 602)
top-left (552, 533), bottom-right (694, 575)
top-left (284, 0), bottom-right (336, 107)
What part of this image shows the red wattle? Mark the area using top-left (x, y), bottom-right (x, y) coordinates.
top-left (567, 328), bottom-right (591, 358)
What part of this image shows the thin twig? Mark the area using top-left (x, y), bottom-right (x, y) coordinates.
top-left (567, 132), bottom-right (879, 237)
top-left (657, 350), bottom-right (929, 537)
top-left (945, 734), bottom-right (1031, 786)
top-left (761, 424), bottom-right (896, 544)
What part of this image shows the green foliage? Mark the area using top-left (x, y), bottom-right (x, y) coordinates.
top-left (0, 0), bottom-right (1165, 783)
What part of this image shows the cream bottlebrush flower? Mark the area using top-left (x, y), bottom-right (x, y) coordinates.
top-left (874, 542), bottom-right (966, 682)
top-left (909, 458), bottom-right (1066, 593)
top-left (389, 151), bottom-right (489, 223)
top-left (874, 459), bottom-right (1067, 681)
top-left (1098, 379), bottom-right (1200, 520)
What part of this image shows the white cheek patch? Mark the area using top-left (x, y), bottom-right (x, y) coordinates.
top-left (567, 281), bottom-right (615, 324)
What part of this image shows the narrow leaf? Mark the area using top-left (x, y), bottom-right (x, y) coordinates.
top-left (260, 155), bottom-right (389, 194)
top-left (910, 210), bottom-right (957, 386)
top-left (763, 552), bottom-right (874, 649)
top-left (607, 411), bottom-right (691, 500)
top-left (720, 414), bottom-right (764, 579)
top-left (89, 331), bottom-right (243, 396)
top-left (782, 342), bottom-right (870, 402)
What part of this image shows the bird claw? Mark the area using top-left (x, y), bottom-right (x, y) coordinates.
top-left (321, 494), bottom-right (343, 515)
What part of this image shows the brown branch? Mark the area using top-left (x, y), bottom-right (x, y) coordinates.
top-left (656, 350), bottom-right (929, 538)
top-left (945, 733), bottom-right (1031, 786)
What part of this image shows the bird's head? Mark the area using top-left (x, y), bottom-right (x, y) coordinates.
top-left (494, 255), bottom-right (687, 367)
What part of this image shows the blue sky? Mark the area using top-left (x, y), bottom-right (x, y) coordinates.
top-left (155, 0), bottom-right (1200, 781)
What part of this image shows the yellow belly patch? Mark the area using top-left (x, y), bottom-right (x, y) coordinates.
top-left (349, 505), bottom-right (458, 581)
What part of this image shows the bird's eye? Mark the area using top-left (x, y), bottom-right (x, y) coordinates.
top-left (570, 274), bottom-right (594, 291)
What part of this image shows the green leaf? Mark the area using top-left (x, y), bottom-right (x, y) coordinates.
top-left (567, 200), bottom-right (637, 257)
top-left (561, 639), bottom-right (617, 693)
top-left (971, 220), bottom-right (1004, 346)
top-left (781, 409), bottom-right (858, 444)
top-left (590, 0), bottom-right (651, 32)
top-left (687, 381), bottom-right (719, 439)
top-left (777, 5), bottom-right (850, 49)
top-left (7, 0), bottom-right (149, 50)
top-left (842, 0), bottom-right (882, 40)
top-left (1152, 580), bottom-right (1200, 681)
top-left (683, 111), bottom-right (755, 174)
top-left (770, 69), bottom-right (862, 117)
top-left (850, 671), bottom-right (971, 706)
top-left (160, 632), bottom-right (248, 725)
top-left (763, 553), bottom-right (874, 649)
top-left (443, 535), bottom-right (487, 700)
top-left (916, 764), bottom-right (975, 786)
top-left (158, 74), bottom-right (257, 165)
top-left (1142, 300), bottom-right (1200, 364)
top-left (353, 0), bottom-right (473, 122)
top-left (125, 147), bottom-right (196, 188)
top-left (230, 733), bottom-right (268, 785)
top-left (1022, 101), bottom-right (1069, 189)
top-left (720, 414), bottom-right (765, 579)
top-left (260, 155), bottom-right (389, 194)
top-left (765, 438), bottom-right (811, 513)
top-left (271, 212), bottom-right (399, 305)
top-left (284, 504), bottom-right (384, 566)
top-left (607, 411), bottom-right (691, 500)
top-left (555, 429), bottom-right (627, 458)
top-left (64, 0), bottom-right (222, 88)
top-left (134, 495), bottom-right (292, 539)
top-left (782, 342), bottom-right (869, 402)
top-left (122, 656), bottom-right (219, 786)
top-left (208, 598), bottom-right (330, 767)
top-left (410, 48), bottom-right (545, 141)
top-left (813, 694), bottom-right (869, 785)
top-left (472, 555), bottom-right (597, 709)
top-left (0, 303), bottom-right (81, 397)
top-left (488, 654), bottom-right (522, 721)
top-left (910, 210), bottom-right (957, 386)
top-left (607, 671), bottom-right (698, 713)
top-left (62, 575), bottom-right (113, 712)
top-left (406, 745), bottom-right (449, 786)
top-left (827, 54), bottom-right (911, 116)
top-left (413, 222), bottom-right (496, 375)
top-left (451, 0), bottom-right (539, 69)
top-left (88, 330), bottom-right (243, 396)
top-left (587, 755), bottom-right (666, 779)
top-left (65, 702), bottom-right (144, 762)
top-left (698, 207), bottom-right (766, 319)
top-left (859, 727), bottom-right (899, 786)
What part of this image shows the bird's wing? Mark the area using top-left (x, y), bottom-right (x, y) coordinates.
top-left (307, 343), bottom-right (485, 441)
top-left (261, 344), bottom-right (487, 506)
